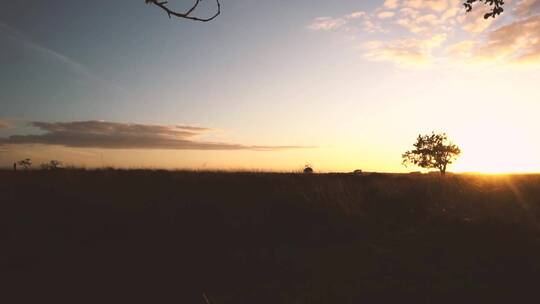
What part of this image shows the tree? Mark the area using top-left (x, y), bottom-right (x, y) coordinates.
top-left (145, 0), bottom-right (221, 22)
top-left (17, 158), bottom-right (32, 170)
top-left (41, 160), bottom-right (63, 170)
top-left (463, 0), bottom-right (505, 19)
top-left (402, 132), bottom-right (461, 175)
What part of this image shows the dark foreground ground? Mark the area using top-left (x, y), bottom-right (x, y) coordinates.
top-left (1, 170), bottom-right (540, 303)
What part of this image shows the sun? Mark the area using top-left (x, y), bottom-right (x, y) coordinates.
top-left (451, 122), bottom-right (540, 174)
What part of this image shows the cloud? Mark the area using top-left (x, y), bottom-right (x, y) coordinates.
top-left (515, 0), bottom-right (540, 17)
top-left (395, 12), bottom-right (444, 33)
top-left (0, 120), bottom-right (9, 129)
top-left (445, 40), bottom-right (478, 58)
top-left (347, 11), bottom-right (367, 19)
top-left (441, 14), bottom-right (540, 65)
top-left (404, 0), bottom-right (448, 12)
top-left (308, 0), bottom-right (540, 67)
top-left (476, 15), bottom-right (540, 63)
top-left (363, 40), bottom-right (429, 65)
top-left (384, 0), bottom-right (400, 9)
top-left (308, 10), bottom-right (385, 33)
top-left (457, 3), bottom-right (496, 33)
top-left (0, 121), bottom-right (306, 151)
top-left (363, 34), bottom-right (447, 66)
top-left (378, 11), bottom-right (396, 19)
top-left (308, 17), bottom-right (347, 31)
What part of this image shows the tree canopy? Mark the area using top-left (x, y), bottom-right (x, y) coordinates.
top-left (402, 132), bottom-right (461, 175)
top-left (463, 0), bottom-right (505, 19)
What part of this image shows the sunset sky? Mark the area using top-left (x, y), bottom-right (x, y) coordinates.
top-left (1, 0), bottom-right (540, 172)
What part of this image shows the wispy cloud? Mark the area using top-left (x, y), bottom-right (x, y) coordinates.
top-left (515, 0), bottom-right (540, 17)
top-left (0, 22), bottom-right (95, 78)
top-left (307, 10), bottom-right (385, 33)
top-left (403, 0), bottom-right (449, 12)
top-left (0, 22), bottom-right (126, 92)
top-left (0, 121), bottom-right (307, 151)
top-left (308, 17), bottom-right (348, 31)
top-left (383, 0), bottom-right (399, 10)
top-left (377, 11), bottom-right (396, 19)
top-left (308, 0), bottom-right (540, 67)
top-left (477, 14), bottom-right (540, 63)
top-left (363, 34), bottom-right (447, 66)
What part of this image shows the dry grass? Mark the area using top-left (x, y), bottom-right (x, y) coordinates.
top-left (2, 169), bottom-right (540, 303)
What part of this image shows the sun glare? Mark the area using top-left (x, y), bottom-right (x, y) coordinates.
top-left (452, 121), bottom-right (539, 174)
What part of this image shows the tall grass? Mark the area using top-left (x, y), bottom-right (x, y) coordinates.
top-left (1, 170), bottom-right (540, 303)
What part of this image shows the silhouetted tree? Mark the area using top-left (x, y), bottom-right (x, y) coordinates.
top-left (145, 0), bottom-right (221, 22)
top-left (304, 165), bottom-right (314, 174)
top-left (17, 158), bottom-right (32, 170)
top-left (463, 0), bottom-right (505, 19)
top-left (41, 160), bottom-right (63, 170)
top-left (402, 132), bottom-right (461, 175)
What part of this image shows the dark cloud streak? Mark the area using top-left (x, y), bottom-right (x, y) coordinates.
top-left (0, 121), bottom-right (306, 151)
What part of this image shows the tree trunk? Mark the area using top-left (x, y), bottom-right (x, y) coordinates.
top-left (440, 163), bottom-right (447, 175)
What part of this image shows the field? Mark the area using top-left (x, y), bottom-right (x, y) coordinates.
top-left (2, 170), bottom-right (540, 303)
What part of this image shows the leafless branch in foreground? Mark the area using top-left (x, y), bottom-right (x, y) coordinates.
top-left (145, 0), bottom-right (221, 22)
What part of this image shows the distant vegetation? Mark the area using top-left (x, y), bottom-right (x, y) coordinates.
top-left (13, 159), bottom-right (65, 171)
top-left (16, 158), bottom-right (32, 170)
top-left (40, 160), bottom-right (63, 170)
top-left (2, 169), bottom-right (540, 303)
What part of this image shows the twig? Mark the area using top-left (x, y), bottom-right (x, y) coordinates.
top-left (202, 292), bottom-right (211, 304)
top-left (146, 0), bottom-right (221, 22)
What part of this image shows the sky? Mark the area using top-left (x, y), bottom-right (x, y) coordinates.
top-left (1, 0), bottom-right (540, 173)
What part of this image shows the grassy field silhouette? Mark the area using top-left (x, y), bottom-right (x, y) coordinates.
top-left (2, 169), bottom-right (540, 303)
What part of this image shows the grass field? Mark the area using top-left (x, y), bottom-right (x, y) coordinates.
top-left (2, 170), bottom-right (540, 303)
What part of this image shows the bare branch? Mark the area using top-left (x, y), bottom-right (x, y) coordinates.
top-left (202, 293), bottom-right (211, 304)
top-left (145, 0), bottom-right (221, 22)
